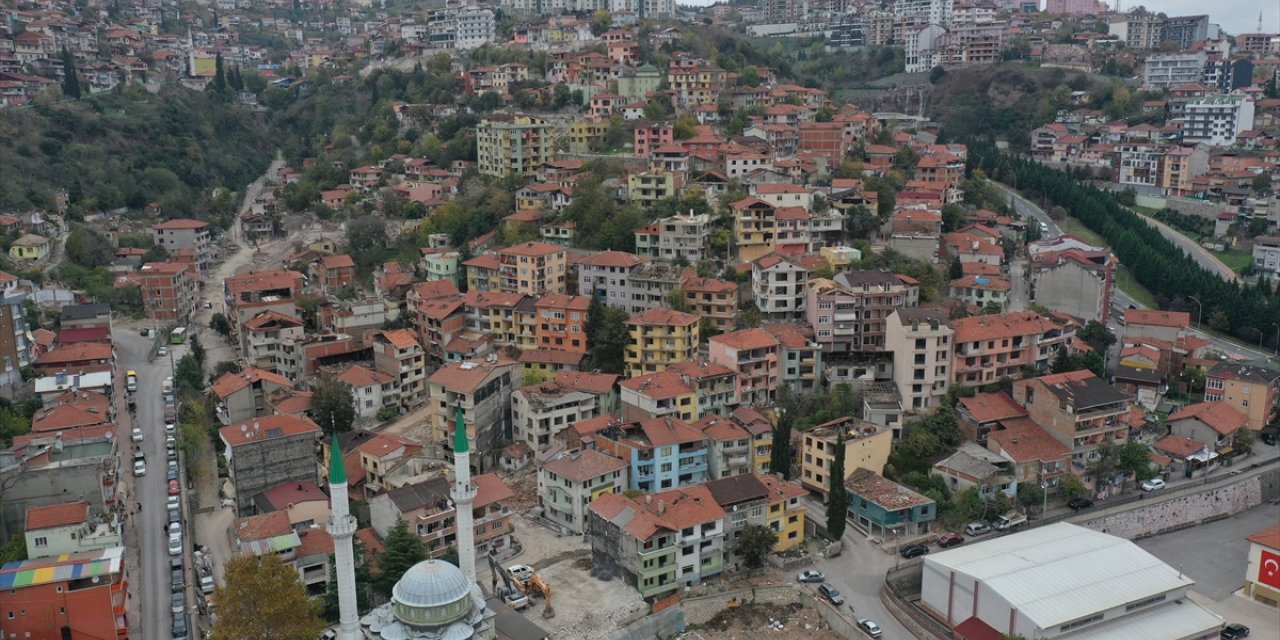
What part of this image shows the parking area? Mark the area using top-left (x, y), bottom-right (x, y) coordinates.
top-left (1136, 505), bottom-right (1280, 639)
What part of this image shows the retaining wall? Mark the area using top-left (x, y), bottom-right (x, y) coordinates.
top-left (1082, 474), bottom-right (1265, 540)
top-left (605, 606), bottom-right (684, 640)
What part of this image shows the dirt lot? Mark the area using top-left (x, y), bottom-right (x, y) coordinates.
top-left (518, 555), bottom-right (648, 640)
top-left (679, 601), bottom-right (842, 640)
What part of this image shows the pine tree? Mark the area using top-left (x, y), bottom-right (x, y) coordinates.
top-left (60, 48), bottom-right (80, 100)
top-left (373, 519), bottom-right (427, 599)
top-left (825, 432), bottom-right (849, 540)
top-left (229, 65), bottom-right (244, 91)
top-left (948, 256), bottom-right (963, 280)
top-left (768, 412), bottom-right (792, 479)
top-left (213, 52), bottom-right (226, 94)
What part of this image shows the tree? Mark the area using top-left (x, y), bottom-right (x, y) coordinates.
top-left (584, 298), bottom-right (629, 374)
top-left (190, 334), bottom-right (206, 369)
top-left (948, 256), bottom-right (963, 280)
top-left (60, 48), bottom-right (80, 100)
top-left (1051, 346), bottom-right (1072, 373)
top-left (346, 216), bottom-right (389, 269)
top-left (213, 360), bottom-right (242, 380)
top-left (1077, 320), bottom-right (1115, 353)
top-left (174, 354), bottom-right (205, 398)
top-left (312, 376), bottom-right (356, 434)
top-left (826, 433), bottom-right (849, 540)
top-left (1207, 309), bottom-right (1230, 333)
top-left (210, 313), bottom-right (232, 340)
top-left (1116, 440), bottom-right (1154, 483)
top-left (374, 519), bottom-right (428, 599)
top-left (731, 524), bottom-right (777, 572)
top-left (0, 407), bottom-right (32, 448)
top-left (941, 204), bottom-right (965, 233)
top-left (64, 227), bottom-right (114, 267)
top-left (1058, 475), bottom-right (1087, 500)
top-left (1016, 483), bottom-right (1045, 513)
top-left (768, 409), bottom-right (793, 479)
top-left (213, 52), bottom-right (227, 95)
top-left (212, 553), bottom-right (326, 640)
top-left (0, 536), bottom-right (26, 564)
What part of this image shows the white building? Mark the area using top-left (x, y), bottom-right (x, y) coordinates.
top-left (1252, 236), bottom-right (1280, 280)
top-left (577, 250), bottom-right (648, 311)
top-left (511, 382), bottom-right (599, 456)
top-left (886, 309), bottom-right (953, 414)
top-left (752, 254), bottom-right (809, 321)
top-left (655, 211), bottom-right (712, 263)
top-left (336, 365), bottom-right (397, 424)
top-left (921, 523), bottom-right (1224, 638)
top-left (1142, 51), bottom-right (1207, 90)
top-left (538, 449), bottom-right (628, 535)
top-left (454, 7), bottom-right (496, 50)
top-left (1180, 94), bottom-right (1256, 147)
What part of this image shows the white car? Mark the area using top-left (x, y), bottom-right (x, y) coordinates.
top-left (168, 533), bottom-right (183, 556)
top-left (166, 434), bottom-right (177, 449)
top-left (158, 346), bottom-right (168, 356)
top-left (131, 427), bottom-right (144, 442)
top-left (857, 618), bottom-right (883, 638)
top-left (167, 494), bottom-right (180, 511)
top-left (133, 460), bottom-right (146, 477)
top-left (1140, 478), bottom-right (1166, 491)
top-left (165, 423), bottom-right (176, 435)
top-left (169, 521), bottom-right (183, 537)
top-left (796, 569), bottom-right (825, 583)
top-left (507, 564), bottom-right (534, 582)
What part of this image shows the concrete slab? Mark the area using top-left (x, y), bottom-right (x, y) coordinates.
top-left (1136, 505), bottom-right (1280, 601)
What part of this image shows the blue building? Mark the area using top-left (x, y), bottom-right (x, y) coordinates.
top-left (595, 417), bottom-right (708, 493)
top-left (845, 467), bottom-right (937, 543)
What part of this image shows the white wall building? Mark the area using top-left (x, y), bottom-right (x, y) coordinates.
top-left (887, 309), bottom-right (953, 413)
top-left (1142, 51), bottom-right (1207, 90)
top-left (511, 383), bottom-right (599, 455)
top-left (1180, 94), bottom-right (1256, 147)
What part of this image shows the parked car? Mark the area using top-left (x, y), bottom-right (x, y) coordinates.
top-left (168, 479), bottom-right (180, 496)
top-left (817, 583), bottom-right (844, 606)
top-left (199, 575), bottom-right (215, 595)
top-left (140, 328), bottom-right (150, 337)
top-left (1260, 428), bottom-right (1278, 446)
top-left (1220, 623), bottom-right (1250, 639)
top-left (131, 427), bottom-right (144, 442)
top-left (964, 521), bottom-right (992, 536)
top-left (158, 346), bottom-right (168, 356)
top-left (167, 494), bottom-right (180, 511)
top-left (1068, 497), bottom-right (1094, 511)
top-left (167, 468), bottom-right (179, 481)
top-left (133, 449), bottom-right (145, 462)
top-left (169, 521), bottom-right (182, 537)
top-left (856, 618), bottom-right (883, 638)
top-left (171, 591), bottom-right (186, 615)
top-left (166, 422), bottom-right (176, 435)
top-left (168, 508), bottom-right (181, 525)
top-left (170, 568), bottom-right (185, 592)
top-left (899, 544), bottom-right (928, 559)
top-left (172, 613), bottom-right (188, 639)
top-left (796, 569), bottom-right (825, 583)
top-left (1141, 478), bottom-right (1166, 491)
top-left (133, 460), bottom-right (146, 477)
top-left (507, 564), bottom-right (535, 583)
top-left (937, 533), bottom-right (965, 548)
top-left (168, 534), bottom-right (183, 556)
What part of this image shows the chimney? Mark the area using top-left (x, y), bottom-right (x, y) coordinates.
top-left (645, 495), bottom-right (653, 505)
top-left (657, 500), bottom-right (666, 515)
top-left (1012, 438), bottom-right (1019, 445)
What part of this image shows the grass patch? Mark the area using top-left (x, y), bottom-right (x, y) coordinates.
top-left (1116, 268), bottom-right (1158, 309)
top-left (1055, 214), bottom-right (1107, 247)
top-left (1131, 205), bottom-right (1159, 216)
top-left (1211, 250), bottom-right (1253, 274)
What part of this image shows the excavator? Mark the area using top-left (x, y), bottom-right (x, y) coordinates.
top-left (488, 554), bottom-right (555, 619)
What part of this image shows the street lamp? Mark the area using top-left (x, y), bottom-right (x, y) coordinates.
top-left (1188, 296), bottom-right (1203, 330)
top-left (1244, 327), bottom-right (1264, 351)
top-left (1271, 323), bottom-right (1279, 357)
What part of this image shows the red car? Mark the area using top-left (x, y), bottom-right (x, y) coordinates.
top-left (937, 533), bottom-right (966, 548)
top-left (167, 480), bottom-right (180, 496)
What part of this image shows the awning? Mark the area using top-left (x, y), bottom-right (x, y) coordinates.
top-left (1188, 448), bottom-right (1218, 464)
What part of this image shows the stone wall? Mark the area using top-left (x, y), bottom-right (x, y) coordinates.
top-left (1082, 473), bottom-right (1268, 540)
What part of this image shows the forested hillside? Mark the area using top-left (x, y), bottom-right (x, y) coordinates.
top-left (0, 84), bottom-right (272, 224)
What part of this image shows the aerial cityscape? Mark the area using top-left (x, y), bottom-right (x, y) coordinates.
top-left (0, 0), bottom-right (1278, 639)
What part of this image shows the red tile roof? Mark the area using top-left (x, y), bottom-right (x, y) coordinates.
top-left (219, 414), bottom-right (322, 448)
top-left (501, 241), bottom-right (564, 257)
top-left (473, 472), bottom-right (514, 508)
top-left (235, 511), bottom-right (294, 542)
top-left (579, 250), bottom-right (649, 269)
top-left (35, 343), bottom-right (113, 366)
top-left (259, 481), bottom-right (328, 510)
top-left (31, 404), bottom-right (110, 433)
top-left (337, 364), bottom-right (394, 388)
top-left (637, 417), bottom-right (705, 447)
top-left (711, 327), bottom-right (778, 351)
top-left (958, 392), bottom-right (1027, 424)
top-left (321, 254), bottom-right (356, 269)
top-left (1125, 309), bottom-right (1190, 329)
top-left (543, 449), bottom-right (628, 483)
top-left (1167, 401), bottom-right (1248, 436)
top-left (1154, 435), bottom-right (1205, 459)
top-left (427, 358), bottom-right (519, 394)
top-left (155, 219), bottom-right (210, 230)
top-left (210, 368), bottom-right (293, 399)
top-left (987, 418), bottom-right (1070, 463)
top-left (226, 270), bottom-right (304, 295)
top-left (295, 527), bottom-right (334, 557)
top-left (1247, 524), bottom-right (1280, 551)
top-left (242, 310), bottom-right (303, 331)
top-left (25, 501), bottom-right (89, 530)
top-left (378, 328), bottom-right (420, 351)
top-left (620, 370), bottom-right (693, 399)
top-left (553, 371), bottom-right (618, 395)
top-left (627, 308), bottom-right (699, 327)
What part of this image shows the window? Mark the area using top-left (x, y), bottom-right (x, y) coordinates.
top-left (33, 537), bottom-right (46, 548)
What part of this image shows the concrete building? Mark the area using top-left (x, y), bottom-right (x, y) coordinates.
top-left (682, 277), bottom-right (738, 332)
top-left (887, 309), bottom-right (954, 414)
top-left (368, 472), bottom-right (514, 560)
top-left (476, 115), bottom-right (553, 178)
top-left (695, 414), bottom-right (753, 480)
top-left (624, 308), bottom-right (699, 378)
top-left (751, 254), bottom-right (809, 321)
top-left (952, 311), bottom-right (1077, 386)
top-left (240, 311), bottom-right (306, 375)
top-left (498, 241), bottom-right (567, 296)
top-left (1142, 52), bottom-right (1207, 89)
top-left (1252, 236), bottom-right (1280, 280)
top-left (1243, 523), bottom-right (1280, 608)
top-left (426, 357), bottom-right (520, 470)
top-left (626, 261), bottom-right (691, 315)
top-left (539, 448), bottom-right (628, 535)
top-left (218, 414), bottom-right (324, 516)
top-left (23, 500), bottom-right (121, 559)
top-left (0, 272), bottom-right (34, 394)
top-left (0, 547), bottom-right (129, 640)
top-left (211, 367), bottom-right (294, 425)
top-left (1013, 371), bottom-right (1130, 473)
top-left (152, 218), bottom-right (212, 273)
top-left (805, 271), bottom-right (920, 360)
top-left (844, 468), bottom-right (936, 541)
top-left (224, 269), bottom-right (305, 331)
top-left (708, 328), bottom-right (780, 407)
top-left (1181, 94), bottom-right (1256, 147)
top-left (512, 380), bottom-right (598, 455)
top-left (577, 250), bottom-right (649, 311)
top-left (373, 329), bottom-right (428, 411)
top-left (594, 417), bottom-right (709, 493)
top-left (932, 442), bottom-right (1016, 500)
top-left (704, 473), bottom-right (807, 554)
top-left (0, 427), bottom-right (120, 541)
top-left (921, 523), bottom-right (1223, 637)
top-left (585, 492), bottom-right (681, 600)
top-left (654, 210), bottom-right (711, 263)
top-left (1204, 362), bottom-right (1280, 431)
top-left (139, 261), bottom-right (198, 324)
top-left (799, 417), bottom-right (893, 499)
top-left (336, 364), bottom-right (397, 424)
top-left (1027, 235), bottom-right (1114, 325)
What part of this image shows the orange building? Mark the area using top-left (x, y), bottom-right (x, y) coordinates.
top-left (0, 546), bottom-right (129, 639)
top-left (139, 261), bottom-right (197, 324)
top-left (534, 294), bottom-right (590, 353)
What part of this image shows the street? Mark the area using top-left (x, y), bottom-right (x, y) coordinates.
top-left (117, 327), bottom-right (184, 640)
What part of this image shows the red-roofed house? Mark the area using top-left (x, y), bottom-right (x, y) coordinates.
top-left (336, 364), bottom-right (397, 424)
top-left (224, 269), bottom-right (305, 331)
top-left (539, 448), bottom-right (628, 534)
top-left (34, 342), bottom-right (114, 374)
top-left (211, 368), bottom-right (294, 425)
top-left (319, 254), bottom-right (356, 290)
top-left (593, 417), bottom-right (709, 493)
top-left (957, 392), bottom-right (1028, 443)
top-left (219, 414), bottom-right (323, 516)
top-left (426, 357), bottom-right (521, 470)
top-left (372, 329), bottom-right (427, 411)
top-left (1168, 401), bottom-right (1249, 450)
top-left (624, 308), bottom-right (700, 378)
top-left (709, 328), bottom-right (780, 406)
top-left (254, 481), bottom-right (330, 529)
top-left (24, 500), bottom-right (121, 558)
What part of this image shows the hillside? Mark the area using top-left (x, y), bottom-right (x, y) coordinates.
top-left (0, 84), bottom-right (273, 224)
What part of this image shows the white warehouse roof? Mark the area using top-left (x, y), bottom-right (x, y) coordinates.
top-left (923, 522), bottom-right (1197, 631)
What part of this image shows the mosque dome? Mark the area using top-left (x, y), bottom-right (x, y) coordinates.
top-left (391, 560), bottom-right (475, 628)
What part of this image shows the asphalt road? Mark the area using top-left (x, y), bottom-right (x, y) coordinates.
top-left (117, 328), bottom-right (184, 640)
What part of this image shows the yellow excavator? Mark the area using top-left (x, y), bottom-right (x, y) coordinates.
top-left (490, 556), bottom-right (555, 619)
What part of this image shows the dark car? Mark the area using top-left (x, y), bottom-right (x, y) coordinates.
top-left (1260, 429), bottom-right (1278, 446)
top-left (172, 612), bottom-right (189, 638)
top-left (168, 507), bottom-right (181, 525)
top-left (1068, 497), bottom-right (1095, 511)
top-left (899, 544), bottom-right (929, 559)
top-left (937, 533), bottom-right (966, 548)
top-left (1221, 623), bottom-right (1250, 640)
top-left (171, 568), bottom-right (185, 592)
top-left (817, 583), bottom-right (844, 606)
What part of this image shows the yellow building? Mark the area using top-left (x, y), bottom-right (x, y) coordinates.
top-left (568, 119), bottom-right (609, 154)
top-left (760, 473), bottom-right (807, 551)
top-left (9, 234), bottom-right (50, 261)
top-left (476, 114), bottom-right (554, 178)
top-left (730, 197), bottom-right (778, 262)
top-left (799, 417), bottom-right (893, 499)
top-left (463, 253), bottom-right (501, 292)
top-left (627, 170), bottom-right (678, 208)
top-left (497, 241), bottom-right (567, 296)
top-left (624, 308), bottom-right (700, 378)
top-left (705, 472), bottom-right (807, 554)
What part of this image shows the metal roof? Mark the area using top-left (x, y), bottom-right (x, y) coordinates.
top-left (1056, 595), bottom-right (1222, 639)
top-left (924, 523), bottom-right (1196, 629)
top-left (0, 546), bottom-right (123, 589)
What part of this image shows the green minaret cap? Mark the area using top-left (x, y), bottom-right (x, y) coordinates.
top-left (329, 431), bottom-right (346, 485)
top-left (454, 405), bottom-right (469, 454)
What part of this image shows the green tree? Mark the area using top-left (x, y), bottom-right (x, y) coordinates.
top-left (374, 519), bottom-right (428, 599)
top-left (1116, 440), bottom-right (1154, 483)
top-left (584, 298), bottom-right (629, 374)
top-left (941, 204), bottom-right (965, 233)
top-left (174, 354), bottom-right (205, 398)
top-left (0, 537), bottom-right (27, 564)
top-left (64, 227), bottom-right (114, 268)
top-left (1077, 320), bottom-right (1115, 353)
top-left (826, 432), bottom-right (849, 540)
top-left (346, 215), bottom-right (389, 269)
top-left (1207, 309), bottom-right (1230, 333)
top-left (0, 407), bottom-right (32, 447)
top-left (60, 48), bottom-right (80, 100)
top-left (210, 312), bottom-right (233, 340)
top-left (190, 334), bottom-right (206, 369)
top-left (212, 553), bottom-right (326, 640)
top-left (1058, 475), bottom-right (1087, 500)
top-left (768, 411), bottom-right (793, 479)
top-left (213, 52), bottom-right (227, 95)
top-left (948, 256), bottom-right (963, 280)
top-left (730, 524), bottom-right (778, 572)
top-left (1051, 346), bottom-right (1072, 373)
top-left (1016, 483), bottom-right (1045, 513)
top-left (311, 376), bottom-right (356, 434)
top-left (212, 360), bottom-right (242, 380)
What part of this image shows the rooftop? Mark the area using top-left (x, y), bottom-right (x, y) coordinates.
top-left (219, 414), bottom-right (322, 448)
top-left (958, 392), bottom-right (1027, 424)
top-left (988, 418), bottom-right (1071, 463)
top-left (845, 468), bottom-right (934, 510)
top-left (1167, 401), bottom-right (1249, 436)
top-left (25, 500), bottom-right (89, 531)
top-left (542, 449), bottom-right (627, 483)
top-left (1029, 370), bottom-right (1129, 411)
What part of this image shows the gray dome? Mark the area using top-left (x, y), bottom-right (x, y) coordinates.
top-left (392, 560), bottom-right (472, 609)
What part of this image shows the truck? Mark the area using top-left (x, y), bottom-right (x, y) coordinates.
top-left (992, 511), bottom-right (1027, 531)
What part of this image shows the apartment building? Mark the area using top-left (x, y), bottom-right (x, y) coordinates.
top-left (654, 210), bottom-right (712, 263)
top-left (239, 311), bottom-right (305, 376)
top-left (224, 269), bottom-right (305, 331)
top-left (952, 311), bottom-right (1076, 386)
top-left (211, 368), bottom-right (294, 425)
top-left (708, 328), bottom-right (779, 407)
top-left (0, 272), bottom-right (33, 392)
top-left (626, 262), bottom-right (692, 314)
top-left (633, 121), bottom-right (674, 157)
top-left (585, 493), bottom-right (680, 599)
top-left (370, 473), bottom-right (513, 559)
top-left (694, 414), bottom-right (753, 479)
top-left (887, 309), bottom-right (954, 414)
top-left (1112, 143), bottom-right (1168, 190)
top-left (476, 114), bottom-right (553, 178)
top-left (578, 250), bottom-right (649, 310)
top-left (805, 271), bottom-right (921, 356)
top-left (682, 277), bottom-right (738, 332)
top-left (731, 196), bottom-right (779, 262)
top-left (372, 329), bottom-right (428, 411)
top-left (704, 473), bottom-right (807, 554)
top-left (512, 380), bottom-right (598, 455)
top-left (627, 169), bottom-right (678, 208)
top-left (1204, 362), bottom-right (1279, 431)
top-left (799, 417), bottom-right (893, 500)
top-left (539, 448), bottom-right (628, 535)
top-left (1141, 51), bottom-right (1207, 89)
top-left (1181, 95), bottom-right (1256, 147)
top-left (218, 414), bottom-right (323, 516)
top-left (594, 417), bottom-right (709, 493)
top-left (426, 357), bottom-right (519, 470)
top-left (1013, 371), bottom-right (1130, 472)
top-left (498, 241), bottom-right (567, 296)
top-left (624, 308), bottom-right (700, 378)
top-left (985, 417), bottom-right (1072, 493)
top-left (533, 294), bottom-right (589, 353)
top-left (1252, 236), bottom-right (1280, 280)
top-left (752, 254), bottom-right (810, 321)
top-left (1027, 235), bottom-right (1115, 325)
top-left (152, 218), bottom-right (212, 273)
top-left (1158, 145), bottom-right (1210, 196)
top-left (620, 370), bottom-right (700, 423)
top-left (139, 261), bottom-right (197, 324)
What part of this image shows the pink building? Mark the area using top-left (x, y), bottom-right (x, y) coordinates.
top-left (708, 328), bottom-right (780, 407)
top-left (634, 122), bottom-right (675, 158)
